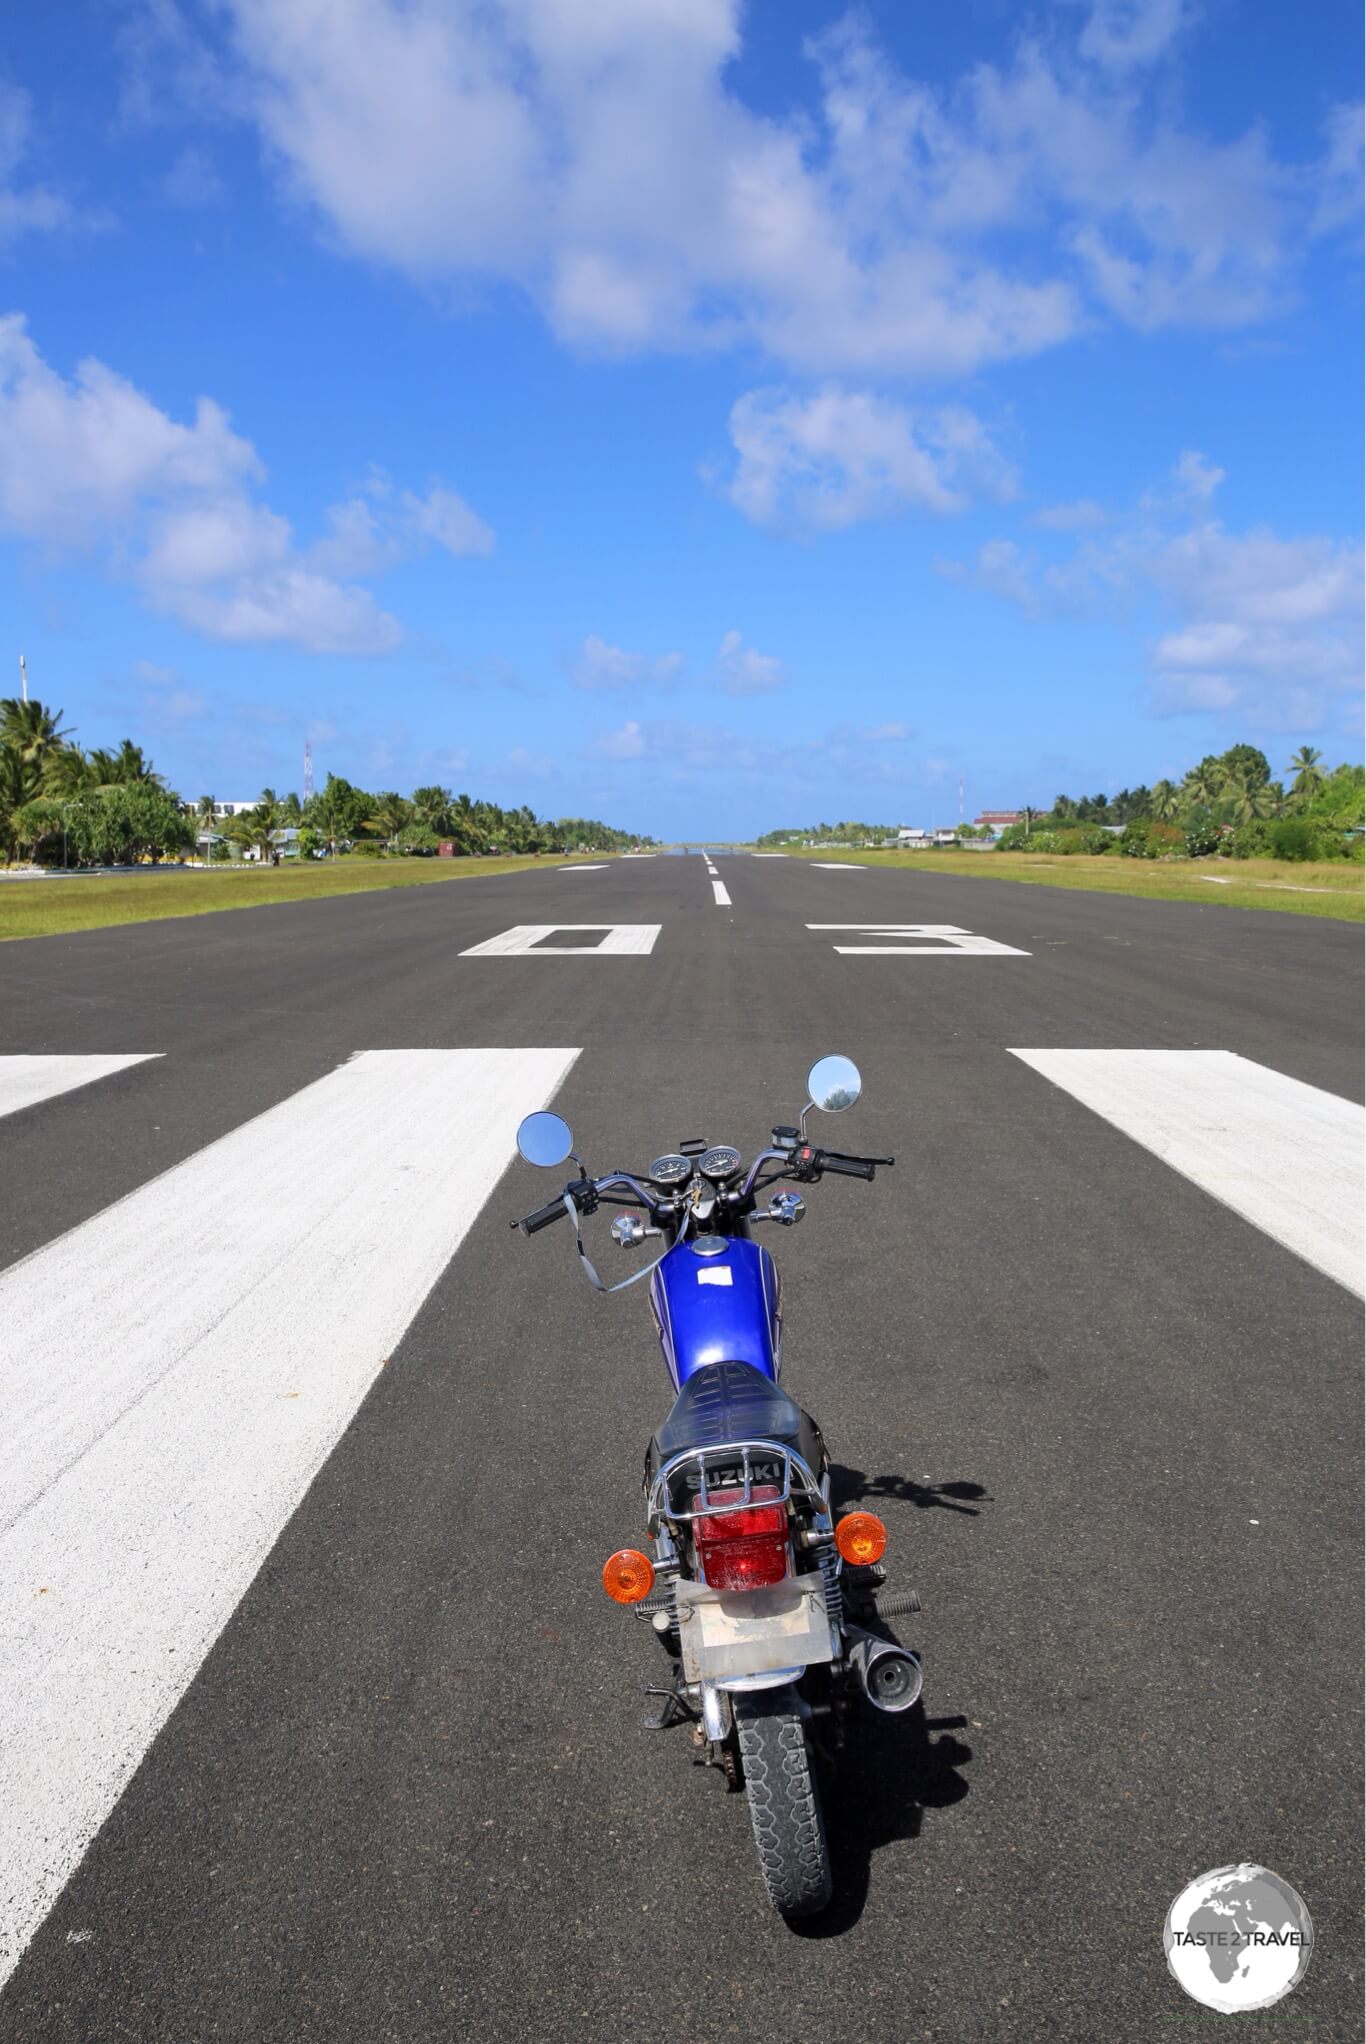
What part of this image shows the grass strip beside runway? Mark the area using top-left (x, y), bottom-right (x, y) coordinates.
top-left (784, 847), bottom-right (1364, 920)
top-left (0, 853), bottom-right (611, 942)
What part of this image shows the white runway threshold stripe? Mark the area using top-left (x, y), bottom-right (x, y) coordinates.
top-left (1010, 1049), bottom-right (1365, 1298)
top-left (0, 1047), bottom-right (580, 1990)
top-left (0, 1053), bottom-right (161, 1121)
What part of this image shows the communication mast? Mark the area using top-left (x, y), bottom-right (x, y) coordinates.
top-left (303, 738), bottom-right (314, 801)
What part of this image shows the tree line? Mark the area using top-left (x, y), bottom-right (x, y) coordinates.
top-left (1001, 744), bottom-right (1363, 860)
top-left (758, 743), bottom-right (1364, 862)
top-left (0, 699), bottom-right (646, 866)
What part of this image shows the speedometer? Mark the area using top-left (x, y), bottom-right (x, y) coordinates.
top-left (649, 1153), bottom-right (691, 1187)
top-left (699, 1144), bottom-right (742, 1183)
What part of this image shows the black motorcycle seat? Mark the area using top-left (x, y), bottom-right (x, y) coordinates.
top-left (650, 1360), bottom-right (825, 1477)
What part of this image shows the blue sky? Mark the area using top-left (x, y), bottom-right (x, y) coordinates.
top-left (0, 0), bottom-right (1360, 837)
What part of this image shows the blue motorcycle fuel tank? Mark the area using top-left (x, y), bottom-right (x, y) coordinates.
top-left (649, 1236), bottom-right (783, 1390)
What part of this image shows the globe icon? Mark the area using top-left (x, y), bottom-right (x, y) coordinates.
top-left (1164, 1863), bottom-right (1314, 2013)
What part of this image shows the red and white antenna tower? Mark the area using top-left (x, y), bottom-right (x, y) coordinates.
top-left (303, 738), bottom-right (314, 801)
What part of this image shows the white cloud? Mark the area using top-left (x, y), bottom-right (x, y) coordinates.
top-left (575, 635), bottom-right (683, 690)
top-left (130, 1), bottom-right (1359, 378)
top-left (1032, 498), bottom-right (1107, 531)
top-left (583, 713), bottom-right (933, 791)
top-left (715, 629), bottom-right (784, 696)
top-left (937, 449), bottom-right (1365, 729)
top-left (1171, 448), bottom-right (1225, 503)
top-left (724, 387), bottom-right (1015, 532)
top-left (402, 484), bottom-right (495, 558)
top-left (1075, 0), bottom-right (1194, 71)
top-left (0, 81), bottom-right (84, 242)
top-left (309, 477), bottom-right (494, 577)
top-left (0, 319), bottom-right (490, 653)
top-left (162, 144), bottom-right (224, 208)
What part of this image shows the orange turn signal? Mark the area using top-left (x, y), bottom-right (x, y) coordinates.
top-left (835, 1511), bottom-right (888, 1567)
top-left (602, 1548), bottom-right (655, 1605)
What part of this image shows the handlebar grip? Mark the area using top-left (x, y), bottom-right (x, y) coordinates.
top-left (520, 1195), bottom-right (572, 1235)
top-left (817, 1151), bottom-right (876, 1180)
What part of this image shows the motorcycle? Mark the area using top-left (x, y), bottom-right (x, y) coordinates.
top-left (510, 1054), bottom-right (923, 1920)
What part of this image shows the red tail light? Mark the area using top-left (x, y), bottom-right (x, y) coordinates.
top-left (693, 1485), bottom-right (789, 1591)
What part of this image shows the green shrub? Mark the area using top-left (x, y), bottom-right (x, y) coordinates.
top-left (1119, 819), bottom-right (1185, 860)
top-left (1183, 819), bottom-right (1224, 858)
top-left (1270, 817), bottom-right (1318, 862)
top-left (1225, 820), bottom-right (1270, 859)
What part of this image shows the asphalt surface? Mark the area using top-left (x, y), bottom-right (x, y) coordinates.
top-left (1, 854), bottom-right (1362, 2044)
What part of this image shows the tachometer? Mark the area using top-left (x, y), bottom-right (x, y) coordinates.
top-left (699, 1144), bottom-right (742, 1182)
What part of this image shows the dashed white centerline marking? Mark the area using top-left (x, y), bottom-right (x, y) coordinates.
top-left (811, 862), bottom-right (865, 870)
top-left (0, 1047), bottom-right (581, 1990)
top-left (0, 1054), bottom-right (162, 1122)
top-left (712, 881), bottom-right (732, 906)
top-left (1010, 1048), bottom-right (1365, 1297)
top-left (558, 864), bottom-right (605, 872)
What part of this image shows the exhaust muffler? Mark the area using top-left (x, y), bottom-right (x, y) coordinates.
top-left (846, 1625), bottom-right (923, 1714)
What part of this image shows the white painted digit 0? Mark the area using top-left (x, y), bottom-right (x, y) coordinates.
top-left (460, 924), bottom-right (662, 956)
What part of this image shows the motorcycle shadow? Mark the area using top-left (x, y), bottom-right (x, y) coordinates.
top-left (829, 1462), bottom-right (991, 1516)
top-left (789, 1462), bottom-right (982, 1937)
top-left (798, 1703), bottom-right (973, 1939)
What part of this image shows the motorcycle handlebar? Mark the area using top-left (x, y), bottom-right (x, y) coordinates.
top-left (515, 1195), bottom-right (572, 1235)
top-left (815, 1151), bottom-right (876, 1181)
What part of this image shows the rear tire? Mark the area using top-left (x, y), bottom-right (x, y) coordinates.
top-left (734, 1686), bottom-right (832, 1919)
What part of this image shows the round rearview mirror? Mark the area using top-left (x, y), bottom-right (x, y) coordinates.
top-left (517, 1110), bottom-right (574, 1167)
top-left (807, 1054), bottom-right (862, 1114)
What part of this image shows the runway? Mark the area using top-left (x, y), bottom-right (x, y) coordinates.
top-left (1, 852), bottom-right (1361, 2043)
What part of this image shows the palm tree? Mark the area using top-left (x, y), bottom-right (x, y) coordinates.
top-left (45, 745), bottom-right (94, 796)
top-left (114, 739), bottom-right (162, 785)
top-left (362, 791), bottom-right (413, 849)
top-left (1286, 746), bottom-right (1325, 804)
top-left (412, 785), bottom-right (453, 834)
top-left (1182, 760), bottom-right (1222, 808)
top-left (0, 743), bottom-right (42, 860)
top-left (450, 792), bottom-right (479, 851)
top-left (0, 697), bottom-right (73, 765)
top-left (88, 741), bottom-right (162, 788)
top-left (1222, 769), bottom-right (1281, 826)
top-left (1150, 779), bottom-right (1181, 821)
top-left (194, 795), bottom-right (217, 864)
top-left (226, 797), bottom-right (280, 863)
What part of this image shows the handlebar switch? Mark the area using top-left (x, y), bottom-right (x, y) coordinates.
top-left (566, 1176), bottom-right (600, 1216)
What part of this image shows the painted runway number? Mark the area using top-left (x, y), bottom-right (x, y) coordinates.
top-left (808, 923), bottom-right (1031, 956)
top-left (460, 924), bottom-right (662, 956)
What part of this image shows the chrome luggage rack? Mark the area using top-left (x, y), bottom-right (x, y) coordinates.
top-left (646, 1439), bottom-right (826, 1535)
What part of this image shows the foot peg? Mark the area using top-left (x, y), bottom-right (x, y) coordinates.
top-left (642, 1683), bottom-right (694, 1732)
top-left (872, 1586), bottom-right (922, 1619)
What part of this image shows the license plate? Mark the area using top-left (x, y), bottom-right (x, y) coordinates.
top-left (675, 1578), bottom-right (835, 1683)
